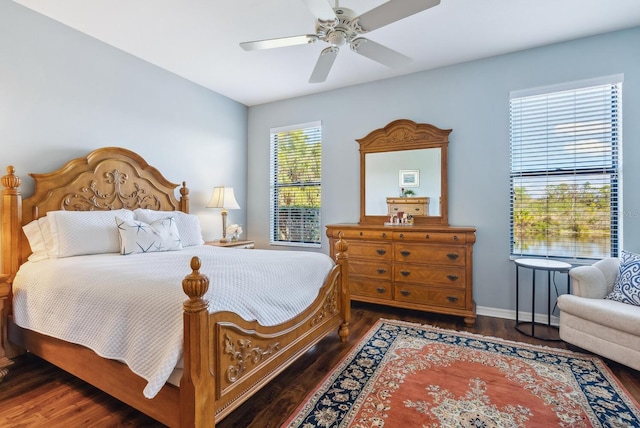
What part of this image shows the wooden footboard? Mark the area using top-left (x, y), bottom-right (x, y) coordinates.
top-left (181, 236), bottom-right (350, 426)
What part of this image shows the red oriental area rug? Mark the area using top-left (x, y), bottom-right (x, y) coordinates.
top-left (284, 319), bottom-right (640, 427)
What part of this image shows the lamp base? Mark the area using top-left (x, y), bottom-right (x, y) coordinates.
top-left (220, 209), bottom-right (228, 243)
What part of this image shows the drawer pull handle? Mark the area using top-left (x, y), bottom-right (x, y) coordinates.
top-left (400, 290), bottom-right (410, 297)
top-left (414, 208), bottom-right (420, 211)
top-left (400, 271), bottom-right (411, 277)
top-left (376, 249), bottom-right (387, 255)
top-left (447, 253), bottom-right (459, 260)
top-left (376, 287), bottom-right (386, 294)
top-left (447, 296), bottom-right (459, 302)
top-left (453, 235), bottom-right (459, 241)
top-left (382, 233), bottom-right (387, 238)
top-left (359, 232), bottom-right (363, 236)
top-left (377, 268), bottom-right (387, 274)
top-left (400, 250), bottom-right (411, 257)
top-left (399, 233), bottom-right (404, 239)
top-left (425, 234), bottom-right (430, 239)
top-left (393, 207), bottom-right (399, 211)
top-left (447, 275), bottom-right (459, 281)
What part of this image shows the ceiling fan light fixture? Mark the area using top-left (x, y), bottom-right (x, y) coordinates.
top-left (326, 29), bottom-right (347, 46)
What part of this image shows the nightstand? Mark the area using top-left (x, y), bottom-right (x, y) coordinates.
top-left (0, 273), bottom-right (13, 382)
top-left (206, 240), bottom-right (255, 249)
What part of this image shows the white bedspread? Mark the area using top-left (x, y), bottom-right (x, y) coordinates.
top-left (12, 246), bottom-right (334, 398)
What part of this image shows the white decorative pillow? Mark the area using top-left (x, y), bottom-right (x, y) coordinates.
top-left (606, 250), bottom-right (640, 306)
top-left (23, 217), bottom-right (52, 262)
top-left (116, 216), bottom-right (183, 255)
top-left (47, 209), bottom-right (135, 258)
top-left (134, 208), bottom-right (204, 247)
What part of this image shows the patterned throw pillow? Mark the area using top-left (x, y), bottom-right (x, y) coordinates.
top-left (116, 216), bottom-right (183, 255)
top-left (606, 250), bottom-right (640, 306)
top-left (134, 208), bottom-right (204, 247)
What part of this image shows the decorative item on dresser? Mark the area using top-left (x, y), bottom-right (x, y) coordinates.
top-left (205, 240), bottom-right (255, 249)
top-left (327, 119), bottom-right (477, 326)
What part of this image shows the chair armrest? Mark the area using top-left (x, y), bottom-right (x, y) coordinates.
top-left (569, 258), bottom-right (619, 299)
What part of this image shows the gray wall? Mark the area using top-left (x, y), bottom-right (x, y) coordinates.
top-left (247, 27), bottom-right (640, 316)
top-left (0, 1), bottom-right (248, 257)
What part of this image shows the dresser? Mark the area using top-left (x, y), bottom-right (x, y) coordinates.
top-left (326, 224), bottom-right (476, 326)
top-left (386, 197), bottom-right (430, 217)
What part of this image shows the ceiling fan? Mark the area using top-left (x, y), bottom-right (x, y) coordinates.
top-left (240, 0), bottom-right (441, 83)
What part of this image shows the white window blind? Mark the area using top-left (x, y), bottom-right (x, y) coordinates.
top-left (270, 121), bottom-right (322, 247)
top-left (510, 77), bottom-right (622, 260)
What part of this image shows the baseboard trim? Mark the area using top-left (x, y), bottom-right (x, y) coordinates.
top-left (477, 305), bottom-right (559, 326)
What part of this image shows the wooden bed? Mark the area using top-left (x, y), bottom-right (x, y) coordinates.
top-left (0, 147), bottom-right (350, 427)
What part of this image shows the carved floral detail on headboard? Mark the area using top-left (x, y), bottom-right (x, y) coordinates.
top-left (62, 169), bottom-right (161, 211)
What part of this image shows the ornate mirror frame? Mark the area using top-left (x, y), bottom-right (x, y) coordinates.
top-left (358, 119), bottom-right (451, 226)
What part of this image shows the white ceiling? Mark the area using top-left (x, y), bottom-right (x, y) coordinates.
top-left (13, 0), bottom-right (640, 106)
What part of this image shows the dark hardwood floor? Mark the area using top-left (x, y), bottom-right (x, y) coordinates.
top-left (1, 302), bottom-right (639, 427)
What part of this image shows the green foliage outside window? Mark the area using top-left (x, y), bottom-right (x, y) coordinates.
top-left (272, 126), bottom-right (322, 245)
top-left (513, 182), bottom-right (611, 242)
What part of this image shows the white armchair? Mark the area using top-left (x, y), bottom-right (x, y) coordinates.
top-left (557, 258), bottom-right (640, 371)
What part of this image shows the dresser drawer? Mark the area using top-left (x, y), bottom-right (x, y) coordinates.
top-left (386, 197), bottom-right (429, 217)
top-left (394, 244), bottom-right (466, 266)
top-left (388, 203), bottom-right (427, 216)
top-left (350, 260), bottom-right (392, 280)
top-left (394, 263), bottom-right (466, 288)
top-left (349, 242), bottom-right (392, 261)
top-left (350, 278), bottom-right (392, 299)
top-left (332, 229), bottom-right (392, 240)
top-left (393, 231), bottom-right (469, 243)
top-left (394, 285), bottom-right (466, 309)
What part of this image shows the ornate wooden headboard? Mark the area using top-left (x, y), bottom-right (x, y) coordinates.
top-left (1, 147), bottom-right (190, 279)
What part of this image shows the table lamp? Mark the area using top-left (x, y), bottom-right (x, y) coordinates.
top-left (206, 186), bottom-right (240, 243)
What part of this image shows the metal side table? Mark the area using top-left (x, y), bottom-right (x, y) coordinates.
top-left (514, 258), bottom-right (571, 341)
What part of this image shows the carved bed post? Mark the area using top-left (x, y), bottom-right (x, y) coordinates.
top-left (1, 166), bottom-right (22, 369)
top-left (335, 233), bottom-right (350, 342)
top-left (1, 166), bottom-right (22, 280)
top-left (180, 257), bottom-right (215, 428)
top-left (180, 182), bottom-right (190, 214)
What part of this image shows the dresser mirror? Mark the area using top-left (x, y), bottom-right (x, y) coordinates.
top-left (358, 119), bottom-right (450, 226)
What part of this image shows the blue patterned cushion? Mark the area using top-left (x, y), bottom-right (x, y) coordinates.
top-left (606, 250), bottom-right (640, 306)
top-left (116, 216), bottom-right (182, 255)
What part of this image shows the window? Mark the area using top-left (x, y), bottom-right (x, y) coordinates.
top-left (510, 76), bottom-right (622, 260)
top-left (270, 121), bottom-right (322, 247)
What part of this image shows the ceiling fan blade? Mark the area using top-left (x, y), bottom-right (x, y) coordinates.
top-left (351, 38), bottom-right (411, 68)
top-left (302, 0), bottom-right (337, 22)
top-left (356, 0), bottom-right (440, 32)
top-left (309, 46), bottom-right (339, 83)
top-left (240, 34), bottom-right (318, 51)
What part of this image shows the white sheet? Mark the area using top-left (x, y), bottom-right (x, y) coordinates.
top-left (12, 246), bottom-right (334, 398)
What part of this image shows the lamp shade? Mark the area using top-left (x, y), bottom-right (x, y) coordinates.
top-left (206, 186), bottom-right (240, 210)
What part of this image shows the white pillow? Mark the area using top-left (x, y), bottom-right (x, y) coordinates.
top-left (134, 208), bottom-right (204, 247)
top-left (47, 209), bottom-right (135, 258)
top-left (22, 217), bottom-right (52, 262)
top-left (116, 216), bottom-right (183, 255)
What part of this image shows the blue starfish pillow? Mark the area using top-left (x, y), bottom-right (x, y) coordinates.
top-left (116, 216), bottom-right (182, 255)
top-left (606, 250), bottom-right (640, 306)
